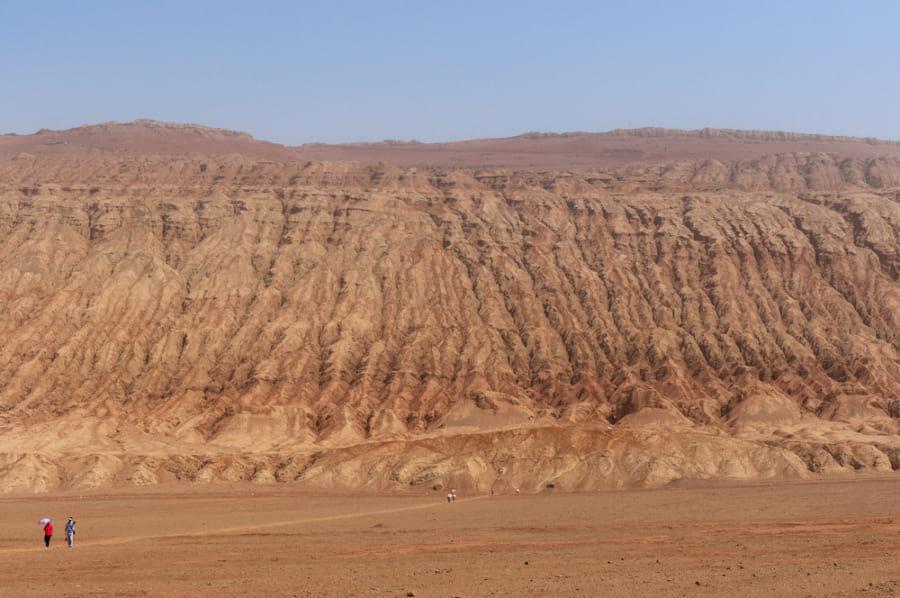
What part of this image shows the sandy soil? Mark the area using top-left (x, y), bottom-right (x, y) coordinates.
top-left (2, 477), bottom-right (900, 597)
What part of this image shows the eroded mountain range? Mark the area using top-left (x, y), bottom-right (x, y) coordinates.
top-left (1, 121), bottom-right (900, 493)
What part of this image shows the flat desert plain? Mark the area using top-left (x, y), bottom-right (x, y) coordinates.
top-left (2, 477), bottom-right (900, 597)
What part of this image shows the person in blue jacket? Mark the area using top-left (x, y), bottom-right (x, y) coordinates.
top-left (65, 517), bottom-right (76, 547)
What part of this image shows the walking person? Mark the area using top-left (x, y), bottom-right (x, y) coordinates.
top-left (65, 517), bottom-right (76, 547)
top-left (43, 520), bottom-right (53, 547)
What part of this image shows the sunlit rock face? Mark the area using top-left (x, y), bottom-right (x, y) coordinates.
top-left (1, 122), bottom-right (900, 493)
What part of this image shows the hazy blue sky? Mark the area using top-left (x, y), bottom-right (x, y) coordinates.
top-left (2, 1), bottom-right (898, 144)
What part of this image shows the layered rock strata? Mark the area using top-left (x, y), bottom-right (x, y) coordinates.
top-left (1, 130), bottom-right (900, 492)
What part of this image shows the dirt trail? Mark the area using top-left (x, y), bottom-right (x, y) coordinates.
top-left (3, 479), bottom-right (900, 597)
top-left (0, 494), bottom-right (486, 554)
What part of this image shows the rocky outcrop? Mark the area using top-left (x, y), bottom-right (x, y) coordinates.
top-left (1, 128), bottom-right (900, 493)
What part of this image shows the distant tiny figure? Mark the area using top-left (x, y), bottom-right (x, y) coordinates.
top-left (43, 521), bottom-right (53, 547)
top-left (491, 487), bottom-right (494, 496)
top-left (452, 493), bottom-right (456, 502)
top-left (515, 488), bottom-right (520, 495)
top-left (65, 517), bottom-right (76, 547)
top-left (447, 493), bottom-right (452, 503)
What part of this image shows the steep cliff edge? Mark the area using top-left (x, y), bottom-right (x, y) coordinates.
top-left (2, 124), bottom-right (900, 493)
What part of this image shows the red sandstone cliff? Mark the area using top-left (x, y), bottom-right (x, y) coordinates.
top-left (1, 121), bottom-right (900, 493)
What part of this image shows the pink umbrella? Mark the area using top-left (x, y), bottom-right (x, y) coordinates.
top-left (38, 518), bottom-right (50, 525)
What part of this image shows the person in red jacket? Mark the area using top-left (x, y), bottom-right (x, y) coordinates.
top-left (43, 522), bottom-right (53, 547)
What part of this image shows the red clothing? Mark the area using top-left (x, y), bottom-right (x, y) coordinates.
top-left (44, 524), bottom-right (53, 536)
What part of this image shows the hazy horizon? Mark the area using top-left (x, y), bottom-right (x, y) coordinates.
top-left (3, 1), bottom-right (898, 145)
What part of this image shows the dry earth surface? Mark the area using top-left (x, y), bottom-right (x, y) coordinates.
top-left (292, 127), bottom-right (900, 171)
top-left (1, 121), bottom-right (900, 494)
top-left (2, 478), bottom-right (900, 597)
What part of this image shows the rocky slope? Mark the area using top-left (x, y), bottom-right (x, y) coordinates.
top-left (1, 122), bottom-right (900, 493)
top-left (293, 127), bottom-right (900, 170)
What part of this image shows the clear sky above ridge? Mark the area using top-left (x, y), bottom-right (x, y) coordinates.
top-left (2, 0), bottom-right (898, 144)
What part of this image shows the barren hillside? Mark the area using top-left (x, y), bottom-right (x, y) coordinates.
top-left (2, 121), bottom-right (900, 493)
top-left (293, 128), bottom-right (900, 170)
